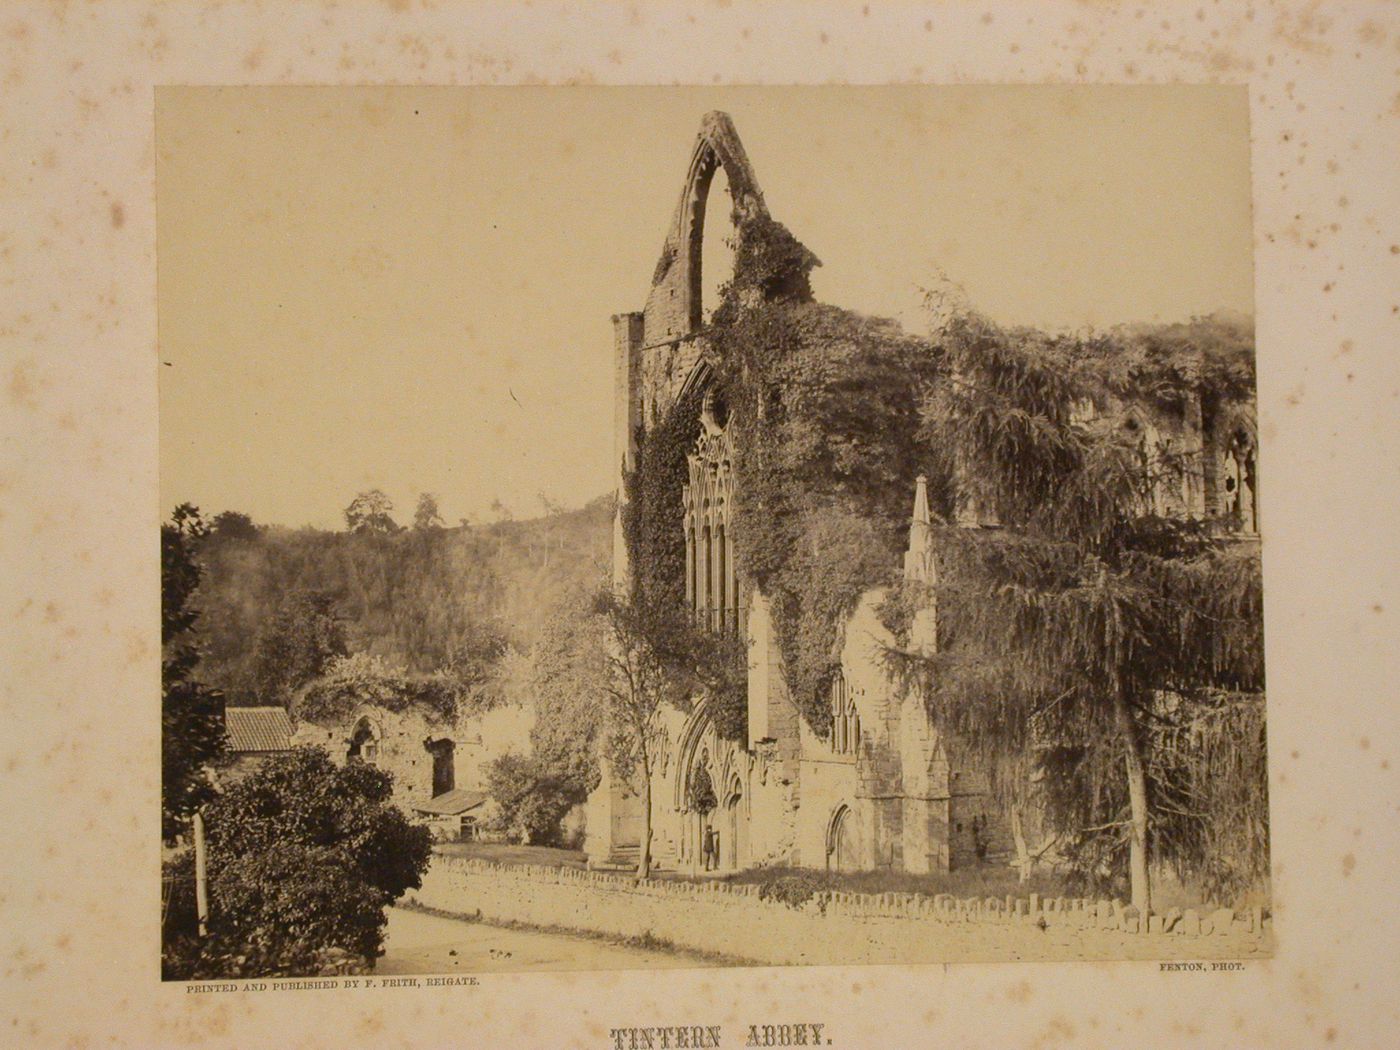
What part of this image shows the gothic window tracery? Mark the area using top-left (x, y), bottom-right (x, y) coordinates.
top-left (1123, 413), bottom-right (1169, 516)
top-left (1222, 428), bottom-right (1259, 533)
top-left (683, 391), bottom-right (741, 636)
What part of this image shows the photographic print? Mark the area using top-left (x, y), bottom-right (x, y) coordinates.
top-left (157, 85), bottom-right (1269, 980)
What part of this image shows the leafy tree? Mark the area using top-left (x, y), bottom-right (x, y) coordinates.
top-left (591, 588), bottom-right (705, 879)
top-left (413, 492), bottom-right (445, 531)
top-left (210, 509), bottom-right (261, 542)
top-left (685, 765), bottom-right (716, 817)
top-left (473, 590), bottom-right (607, 847)
top-left (188, 494), bottom-right (614, 696)
top-left (344, 489), bottom-right (398, 534)
top-left (163, 748), bottom-right (431, 979)
top-left (161, 503), bottom-right (227, 843)
top-left (519, 595), bottom-right (606, 798)
top-left (249, 590), bottom-right (348, 705)
top-left (483, 753), bottom-right (584, 846)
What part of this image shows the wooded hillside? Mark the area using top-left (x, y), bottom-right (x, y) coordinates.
top-left (192, 495), bottom-right (613, 705)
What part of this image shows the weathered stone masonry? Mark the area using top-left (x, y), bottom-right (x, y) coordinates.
top-left (587, 112), bottom-right (1002, 877)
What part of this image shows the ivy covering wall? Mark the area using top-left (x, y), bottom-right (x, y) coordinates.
top-left (623, 211), bottom-right (945, 737)
top-left (621, 201), bottom-right (1263, 915)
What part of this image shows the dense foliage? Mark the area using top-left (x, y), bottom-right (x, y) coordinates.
top-left (518, 591), bottom-right (609, 803)
top-left (249, 590), bottom-right (349, 705)
top-left (628, 200), bottom-right (1264, 906)
top-left (481, 592), bottom-right (608, 846)
top-left (621, 386), bottom-right (749, 739)
top-left (162, 748), bottom-right (431, 979)
top-left (192, 495), bottom-right (613, 705)
top-left (622, 212), bottom-right (945, 737)
top-left (292, 649), bottom-right (502, 727)
top-left (162, 504), bottom-right (227, 842)
top-left (706, 220), bottom-right (945, 734)
top-left (885, 308), bottom-right (1266, 907)
top-left (483, 752), bottom-right (587, 847)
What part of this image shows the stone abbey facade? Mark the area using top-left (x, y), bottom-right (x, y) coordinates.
top-left (582, 112), bottom-right (1260, 879)
top-left (583, 113), bottom-right (1007, 877)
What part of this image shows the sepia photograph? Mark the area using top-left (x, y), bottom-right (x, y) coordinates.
top-left (157, 85), bottom-right (1269, 980)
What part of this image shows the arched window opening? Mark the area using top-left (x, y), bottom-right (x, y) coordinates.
top-left (1223, 430), bottom-right (1259, 533)
top-left (684, 415), bottom-right (738, 637)
top-left (715, 523), bottom-right (727, 633)
top-left (699, 161), bottom-right (737, 325)
top-left (700, 523), bottom-right (713, 624)
top-left (1123, 413), bottom-right (1165, 514)
top-left (347, 719), bottom-right (379, 767)
top-left (830, 672), bottom-right (859, 756)
top-left (685, 523), bottom-right (696, 612)
top-left (703, 388), bottom-right (729, 430)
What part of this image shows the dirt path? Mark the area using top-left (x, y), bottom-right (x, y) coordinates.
top-left (375, 907), bottom-right (719, 975)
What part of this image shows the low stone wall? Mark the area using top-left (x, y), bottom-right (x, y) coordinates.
top-left (403, 854), bottom-right (1272, 966)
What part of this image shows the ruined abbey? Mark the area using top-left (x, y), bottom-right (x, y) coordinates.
top-left (582, 112), bottom-right (1260, 879)
top-left (582, 113), bottom-right (1002, 876)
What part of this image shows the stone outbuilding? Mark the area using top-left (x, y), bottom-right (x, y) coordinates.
top-left (291, 701), bottom-right (533, 840)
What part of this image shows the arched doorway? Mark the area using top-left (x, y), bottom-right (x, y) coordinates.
top-left (827, 804), bottom-right (859, 873)
top-left (425, 738), bottom-right (455, 797)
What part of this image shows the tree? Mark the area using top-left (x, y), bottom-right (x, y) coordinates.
top-left (249, 590), bottom-right (348, 705)
top-left (685, 765), bottom-right (716, 818)
top-left (901, 308), bottom-right (1265, 913)
top-left (163, 748), bottom-right (432, 979)
top-left (480, 594), bottom-right (608, 844)
top-left (162, 503), bottom-right (227, 842)
top-left (413, 492), bottom-right (445, 531)
top-left (483, 753), bottom-right (584, 846)
top-left (592, 589), bottom-right (700, 879)
top-left (210, 509), bottom-right (261, 542)
top-left (344, 489), bottom-right (398, 534)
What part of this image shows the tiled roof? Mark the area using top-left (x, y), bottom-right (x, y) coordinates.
top-left (225, 706), bottom-right (294, 753)
top-left (412, 789), bottom-right (488, 816)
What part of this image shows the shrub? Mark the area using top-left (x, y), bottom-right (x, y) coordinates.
top-left (483, 752), bottom-right (587, 846)
top-left (161, 748), bottom-right (431, 979)
top-left (756, 871), bottom-right (829, 911)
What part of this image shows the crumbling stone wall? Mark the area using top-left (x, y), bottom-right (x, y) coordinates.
top-left (290, 702), bottom-right (533, 812)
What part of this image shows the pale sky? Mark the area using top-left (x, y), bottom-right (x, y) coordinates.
top-left (157, 86), bottom-right (1252, 530)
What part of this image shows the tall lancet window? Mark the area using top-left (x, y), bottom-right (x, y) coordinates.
top-left (683, 390), bottom-right (739, 635)
top-left (1222, 428), bottom-right (1259, 534)
top-left (830, 672), bottom-right (858, 756)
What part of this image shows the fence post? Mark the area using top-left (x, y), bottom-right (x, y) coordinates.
top-left (193, 810), bottom-right (209, 938)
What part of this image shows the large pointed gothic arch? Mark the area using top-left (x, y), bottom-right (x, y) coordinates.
top-left (653, 112), bottom-right (770, 335)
